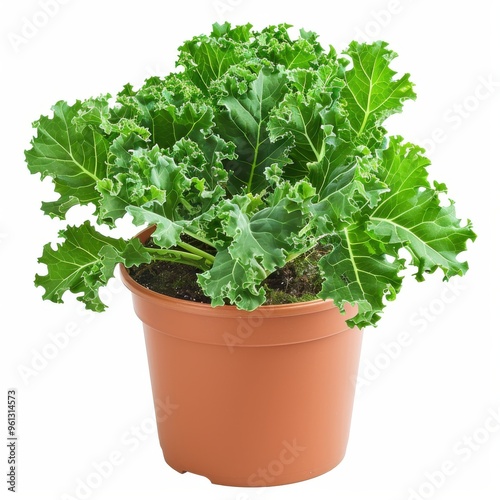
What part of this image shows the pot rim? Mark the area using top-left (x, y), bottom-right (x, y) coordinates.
top-left (119, 226), bottom-right (356, 320)
top-left (120, 262), bottom-right (352, 319)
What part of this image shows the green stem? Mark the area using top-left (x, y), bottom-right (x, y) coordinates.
top-left (183, 229), bottom-right (216, 249)
top-left (145, 247), bottom-right (211, 271)
top-left (247, 121), bottom-right (262, 194)
top-left (178, 241), bottom-right (215, 265)
top-left (180, 198), bottom-right (195, 212)
top-left (298, 109), bottom-right (323, 162)
top-left (356, 73), bottom-right (374, 137)
top-left (343, 227), bottom-right (363, 289)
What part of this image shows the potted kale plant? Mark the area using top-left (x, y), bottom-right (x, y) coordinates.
top-left (26, 23), bottom-right (475, 487)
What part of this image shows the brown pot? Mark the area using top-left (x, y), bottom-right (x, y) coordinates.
top-left (120, 228), bottom-right (363, 487)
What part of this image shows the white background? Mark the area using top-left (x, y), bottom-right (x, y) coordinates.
top-left (1, 0), bottom-right (499, 499)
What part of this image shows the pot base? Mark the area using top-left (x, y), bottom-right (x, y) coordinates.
top-left (163, 449), bottom-right (348, 487)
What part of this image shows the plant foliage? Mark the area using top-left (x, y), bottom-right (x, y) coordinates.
top-left (26, 23), bottom-right (475, 327)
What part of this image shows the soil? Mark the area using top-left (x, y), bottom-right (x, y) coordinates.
top-left (129, 239), bottom-right (327, 305)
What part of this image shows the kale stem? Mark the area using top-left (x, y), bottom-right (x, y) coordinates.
top-left (145, 247), bottom-right (211, 271)
top-left (177, 241), bottom-right (215, 264)
top-left (182, 229), bottom-right (217, 249)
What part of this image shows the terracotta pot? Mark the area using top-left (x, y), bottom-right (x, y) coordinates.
top-left (120, 227), bottom-right (363, 487)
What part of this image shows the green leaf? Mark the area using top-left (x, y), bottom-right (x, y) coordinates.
top-left (198, 248), bottom-right (266, 310)
top-left (148, 103), bottom-right (214, 150)
top-left (198, 182), bottom-right (319, 310)
top-left (73, 94), bottom-right (150, 140)
top-left (310, 143), bottom-right (387, 223)
top-left (170, 136), bottom-right (232, 215)
top-left (319, 224), bottom-right (405, 327)
top-left (113, 76), bottom-right (215, 148)
top-left (35, 222), bottom-right (151, 311)
top-left (342, 41), bottom-right (416, 138)
top-left (369, 137), bottom-right (476, 279)
top-left (252, 24), bottom-right (324, 69)
top-left (25, 100), bottom-right (109, 218)
top-left (269, 92), bottom-right (328, 172)
top-left (126, 207), bottom-right (183, 248)
top-left (268, 59), bottom-right (346, 178)
top-left (97, 146), bottom-right (189, 225)
top-left (222, 198), bottom-right (299, 270)
top-left (216, 68), bottom-right (293, 193)
top-left (177, 24), bottom-right (252, 93)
